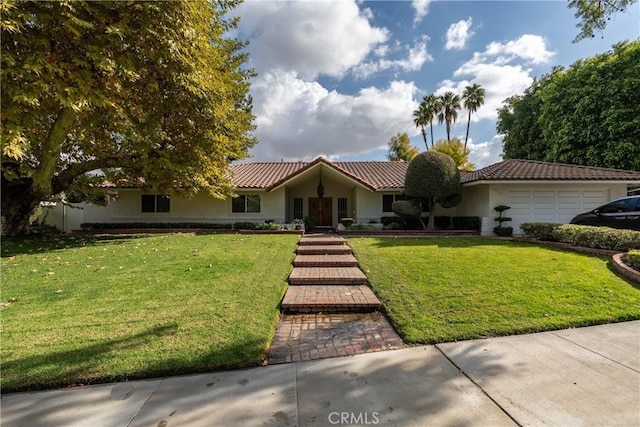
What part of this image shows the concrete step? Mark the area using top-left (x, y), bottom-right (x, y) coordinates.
top-left (293, 254), bottom-right (358, 267)
top-left (299, 236), bottom-right (346, 246)
top-left (296, 245), bottom-right (352, 255)
top-left (289, 267), bottom-right (368, 285)
top-left (281, 285), bottom-right (381, 313)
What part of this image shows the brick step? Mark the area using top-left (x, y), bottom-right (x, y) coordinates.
top-left (281, 285), bottom-right (381, 313)
top-left (298, 236), bottom-right (346, 246)
top-left (296, 245), bottom-right (352, 255)
top-left (293, 254), bottom-right (358, 267)
top-left (289, 267), bottom-right (368, 285)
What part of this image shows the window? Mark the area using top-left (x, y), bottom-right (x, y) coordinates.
top-left (293, 198), bottom-right (303, 219)
top-left (338, 197), bottom-right (348, 220)
top-left (599, 199), bottom-right (633, 214)
top-left (141, 195), bottom-right (170, 213)
top-left (232, 195), bottom-right (261, 213)
top-left (382, 194), bottom-right (405, 212)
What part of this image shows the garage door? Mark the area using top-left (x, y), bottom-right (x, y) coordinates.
top-left (504, 188), bottom-right (609, 233)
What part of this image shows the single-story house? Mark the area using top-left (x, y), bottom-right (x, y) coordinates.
top-left (44, 157), bottom-right (640, 235)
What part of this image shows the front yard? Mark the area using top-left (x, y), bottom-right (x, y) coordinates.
top-left (349, 237), bottom-right (640, 344)
top-left (1, 233), bottom-right (298, 392)
top-left (3, 233), bottom-right (639, 393)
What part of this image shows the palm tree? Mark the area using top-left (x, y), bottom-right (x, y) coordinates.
top-left (412, 102), bottom-right (429, 150)
top-left (422, 94), bottom-right (441, 149)
top-left (462, 83), bottom-right (486, 150)
top-left (437, 91), bottom-right (461, 142)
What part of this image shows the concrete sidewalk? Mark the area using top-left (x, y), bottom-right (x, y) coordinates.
top-left (2, 321), bottom-right (639, 426)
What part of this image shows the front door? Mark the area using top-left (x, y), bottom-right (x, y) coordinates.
top-left (309, 197), bottom-right (332, 226)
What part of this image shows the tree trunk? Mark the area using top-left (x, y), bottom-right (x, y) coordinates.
top-left (421, 127), bottom-right (428, 150)
top-left (429, 121), bottom-right (434, 149)
top-left (426, 198), bottom-right (436, 231)
top-left (1, 176), bottom-right (42, 236)
top-left (464, 110), bottom-right (471, 150)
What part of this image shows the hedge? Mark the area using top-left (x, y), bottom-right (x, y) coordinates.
top-left (81, 222), bottom-right (235, 230)
top-left (626, 250), bottom-right (640, 270)
top-left (521, 223), bottom-right (640, 252)
top-left (380, 216), bottom-right (480, 230)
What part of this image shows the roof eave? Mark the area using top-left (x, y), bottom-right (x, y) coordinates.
top-left (462, 179), bottom-right (640, 187)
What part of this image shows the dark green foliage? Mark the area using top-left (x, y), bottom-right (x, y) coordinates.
top-left (434, 216), bottom-right (451, 229)
top-left (81, 222), bottom-right (234, 230)
top-left (391, 200), bottom-right (425, 229)
top-left (552, 224), bottom-right (640, 251)
top-left (522, 222), bottom-right (640, 251)
top-left (403, 151), bottom-right (462, 230)
top-left (383, 222), bottom-right (403, 230)
top-left (405, 152), bottom-right (461, 200)
top-left (494, 205), bottom-right (513, 237)
top-left (626, 250), bottom-right (640, 270)
top-left (381, 216), bottom-right (423, 230)
top-left (498, 41), bottom-right (640, 171)
top-left (520, 222), bottom-right (563, 240)
top-left (452, 216), bottom-right (481, 231)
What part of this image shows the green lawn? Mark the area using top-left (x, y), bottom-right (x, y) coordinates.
top-left (349, 237), bottom-right (640, 344)
top-left (1, 233), bottom-right (298, 392)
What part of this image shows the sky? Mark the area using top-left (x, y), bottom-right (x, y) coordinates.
top-left (232, 0), bottom-right (639, 168)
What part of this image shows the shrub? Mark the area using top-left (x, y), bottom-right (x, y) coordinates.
top-left (626, 250), bottom-right (640, 270)
top-left (520, 222), bottom-right (562, 240)
top-left (384, 222), bottom-right (403, 230)
top-left (233, 222), bottom-right (258, 230)
top-left (434, 216), bottom-right (451, 229)
top-left (552, 224), bottom-right (640, 252)
top-left (80, 222), bottom-right (233, 230)
top-left (452, 216), bottom-right (481, 231)
top-left (381, 216), bottom-right (400, 226)
top-left (493, 226), bottom-right (513, 237)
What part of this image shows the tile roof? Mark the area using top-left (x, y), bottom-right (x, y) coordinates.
top-left (101, 158), bottom-right (640, 190)
top-left (230, 158), bottom-right (408, 190)
top-left (461, 159), bottom-right (640, 184)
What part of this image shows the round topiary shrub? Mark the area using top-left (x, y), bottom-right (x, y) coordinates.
top-left (404, 151), bottom-right (461, 200)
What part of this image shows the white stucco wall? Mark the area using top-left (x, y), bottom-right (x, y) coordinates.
top-left (38, 203), bottom-right (85, 232)
top-left (82, 188), bottom-right (286, 225)
top-left (459, 182), bottom-right (629, 236)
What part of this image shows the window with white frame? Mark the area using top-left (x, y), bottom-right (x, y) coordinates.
top-left (382, 194), bottom-right (406, 212)
top-left (232, 195), bottom-right (261, 213)
top-left (141, 195), bottom-right (170, 213)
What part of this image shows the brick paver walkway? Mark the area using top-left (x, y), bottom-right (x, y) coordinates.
top-left (268, 233), bottom-right (404, 364)
top-left (268, 313), bottom-right (404, 364)
top-left (288, 266), bottom-right (368, 285)
top-left (281, 285), bottom-right (381, 313)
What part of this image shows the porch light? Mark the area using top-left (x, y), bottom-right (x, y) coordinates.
top-left (317, 171), bottom-right (325, 198)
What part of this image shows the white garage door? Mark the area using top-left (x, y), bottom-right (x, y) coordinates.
top-left (504, 188), bottom-right (609, 233)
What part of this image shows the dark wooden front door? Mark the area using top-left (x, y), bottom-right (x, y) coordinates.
top-left (309, 197), bottom-right (332, 226)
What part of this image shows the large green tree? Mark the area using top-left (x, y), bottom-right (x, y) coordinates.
top-left (498, 41), bottom-right (640, 171)
top-left (1, 0), bottom-right (255, 235)
top-left (393, 151), bottom-right (461, 230)
top-left (569, 0), bottom-right (637, 42)
top-left (462, 83), bottom-right (485, 150)
top-left (387, 132), bottom-right (419, 161)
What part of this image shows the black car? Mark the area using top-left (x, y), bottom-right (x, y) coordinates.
top-left (570, 196), bottom-right (640, 231)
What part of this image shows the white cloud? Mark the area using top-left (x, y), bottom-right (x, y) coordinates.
top-left (485, 34), bottom-right (555, 64)
top-left (445, 18), bottom-right (474, 50)
top-left (351, 36), bottom-right (433, 79)
top-left (468, 135), bottom-right (505, 169)
top-left (249, 71), bottom-right (420, 160)
top-left (412, 0), bottom-right (433, 25)
top-left (236, 1), bottom-right (388, 80)
top-left (437, 34), bottom-right (555, 123)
